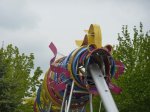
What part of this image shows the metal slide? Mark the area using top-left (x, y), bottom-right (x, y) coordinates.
top-left (89, 64), bottom-right (119, 112)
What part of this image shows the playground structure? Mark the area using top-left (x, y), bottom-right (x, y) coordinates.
top-left (34, 24), bottom-right (125, 112)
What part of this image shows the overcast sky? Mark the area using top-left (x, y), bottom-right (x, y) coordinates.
top-left (0, 0), bottom-right (150, 74)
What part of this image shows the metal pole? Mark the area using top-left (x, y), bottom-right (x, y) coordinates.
top-left (89, 64), bottom-right (119, 112)
top-left (81, 106), bottom-right (85, 112)
top-left (89, 94), bottom-right (93, 112)
top-left (66, 81), bottom-right (74, 112)
top-left (48, 102), bottom-right (52, 112)
top-left (99, 100), bottom-right (102, 112)
top-left (65, 100), bottom-right (68, 112)
top-left (60, 84), bottom-right (68, 112)
top-left (73, 90), bottom-right (88, 94)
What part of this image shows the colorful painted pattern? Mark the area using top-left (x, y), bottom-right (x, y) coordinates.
top-left (34, 24), bottom-right (125, 112)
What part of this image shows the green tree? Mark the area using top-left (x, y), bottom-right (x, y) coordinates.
top-left (0, 44), bottom-right (43, 112)
top-left (91, 23), bottom-right (150, 112)
top-left (113, 23), bottom-right (150, 112)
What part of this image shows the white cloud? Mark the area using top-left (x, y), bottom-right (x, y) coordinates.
top-left (0, 0), bottom-right (40, 30)
top-left (0, 0), bottom-right (150, 72)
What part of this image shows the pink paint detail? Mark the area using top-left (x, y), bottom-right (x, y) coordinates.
top-left (79, 51), bottom-right (88, 64)
top-left (54, 82), bottom-right (66, 92)
top-left (33, 99), bottom-right (37, 112)
top-left (49, 42), bottom-right (70, 78)
top-left (108, 82), bottom-right (122, 94)
top-left (50, 65), bottom-right (70, 78)
top-left (46, 70), bottom-right (62, 105)
top-left (49, 42), bottom-right (57, 65)
top-left (89, 87), bottom-right (99, 95)
top-left (115, 61), bottom-right (125, 79)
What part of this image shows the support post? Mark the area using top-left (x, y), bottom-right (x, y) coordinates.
top-left (48, 102), bottom-right (52, 112)
top-left (89, 94), bottom-right (93, 112)
top-left (66, 81), bottom-right (74, 112)
top-left (99, 100), bottom-right (102, 112)
top-left (60, 84), bottom-right (68, 112)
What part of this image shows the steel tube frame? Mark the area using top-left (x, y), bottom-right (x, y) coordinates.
top-left (60, 84), bottom-right (68, 112)
top-left (66, 81), bottom-right (75, 112)
top-left (89, 94), bottom-right (93, 112)
top-left (47, 102), bottom-right (52, 112)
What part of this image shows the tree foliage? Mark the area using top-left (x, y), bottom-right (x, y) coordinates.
top-left (91, 23), bottom-right (150, 112)
top-left (113, 23), bottom-right (150, 112)
top-left (0, 44), bottom-right (43, 112)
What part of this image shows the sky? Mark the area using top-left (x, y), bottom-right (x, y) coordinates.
top-left (0, 0), bottom-right (150, 75)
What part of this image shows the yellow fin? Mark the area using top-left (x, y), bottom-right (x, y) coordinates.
top-left (75, 24), bottom-right (102, 48)
top-left (75, 40), bottom-right (83, 47)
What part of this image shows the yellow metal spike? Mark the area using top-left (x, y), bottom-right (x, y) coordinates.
top-left (75, 24), bottom-right (102, 48)
top-left (84, 30), bottom-right (88, 33)
top-left (75, 40), bottom-right (83, 47)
